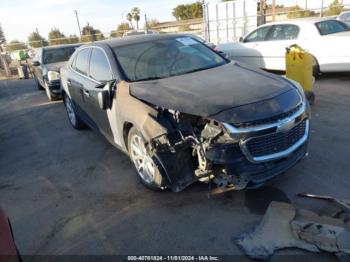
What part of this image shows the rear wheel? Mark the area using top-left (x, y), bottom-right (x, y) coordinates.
top-left (312, 56), bottom-right (320, 78)
top-left (63, 94), bottom-right (86, 129)
top-left (127, 127), bottom-right (164, 191)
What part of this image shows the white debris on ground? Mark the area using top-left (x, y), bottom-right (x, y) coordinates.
top-left (235, 201), bottom-right (350, 261)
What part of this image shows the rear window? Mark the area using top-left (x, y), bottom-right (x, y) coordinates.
top-left (43, 46), bottom-right (79, 64)
top-left (315, 20), bottom-right (349, 35)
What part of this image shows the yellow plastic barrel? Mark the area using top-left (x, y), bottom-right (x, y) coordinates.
top-left (286, 44), bottom-right (315, 104)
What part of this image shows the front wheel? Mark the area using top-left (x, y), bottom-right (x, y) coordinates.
top-left (127, 127), bottom-right (164, 191)
top-left (63, 94), bottom-right (86, 129)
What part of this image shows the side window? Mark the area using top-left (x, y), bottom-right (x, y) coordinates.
top-left (244, 26), bottom-right (271, 42)
top-left (75, 48), bottom-right (90, 75)
top-left (316, 20), bottom-right (348, 35)
top-left (89, 49), bottom-right (112, 82)
top-left (346, 13), bottom-right (350, 22)
top-left (267, 25), bottom-right (300, 41)
top-left (71, 55), bottom-right (77, 69)
top-left (339, 13), bottom-right (350, 22)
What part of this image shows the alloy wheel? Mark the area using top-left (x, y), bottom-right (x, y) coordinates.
top-left (129, 134), bottom-right (156, 184)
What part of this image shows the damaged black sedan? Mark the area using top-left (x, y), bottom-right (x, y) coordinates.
top-left (60, 34), bottom-right (310, 192)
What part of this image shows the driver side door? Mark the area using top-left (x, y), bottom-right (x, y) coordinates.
top-left (83, 47), bottom-right (115, 142)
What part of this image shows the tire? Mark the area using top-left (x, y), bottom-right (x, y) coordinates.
top-left (35, 78), bottom-right (44, 90)
top-left (312, 56), bottom-right (320, 78)
top-left (127, 127), bottom-right (164, 191)
top-left (63, 94), bottom-right (86, 129)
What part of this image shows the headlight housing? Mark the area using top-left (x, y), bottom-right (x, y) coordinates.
top-left (47, 71), bottom-right (60, 82)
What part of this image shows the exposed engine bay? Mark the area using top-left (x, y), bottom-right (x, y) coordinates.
top-left (147, 108), bottom-right (257, 192)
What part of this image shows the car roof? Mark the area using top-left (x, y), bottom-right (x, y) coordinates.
top-left (259, 17), bottom-right (338, 27)
top-left (82, 34), bottom-right (190, 49)
top-left (42, 43), bottom-right (81, 50)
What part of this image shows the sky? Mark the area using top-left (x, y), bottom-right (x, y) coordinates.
top-left (1, 0), bottom-right (349, 42)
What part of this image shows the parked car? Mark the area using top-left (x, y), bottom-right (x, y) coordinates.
top-left (217, 18), bottom-right (350, 74)
top-left (338, 11), bottom-right (350, 25)
top-left (32, 44), bottom-right (81, 101)
top-left (60, 34), bottom-right (310, 192)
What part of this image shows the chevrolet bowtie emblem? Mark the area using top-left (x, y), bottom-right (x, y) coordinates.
top-left (277, 119), bottom-right (295, 132)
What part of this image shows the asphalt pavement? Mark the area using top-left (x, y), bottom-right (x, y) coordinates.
top-left (0, 75), bottom-right (349, 260)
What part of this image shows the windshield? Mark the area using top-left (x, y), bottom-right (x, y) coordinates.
top-left (43, 46), bottom-right (79, 64)
top-left (113, 37), bottom-right (227, 82)
top-left (315, 20), bottom-right (349, 35)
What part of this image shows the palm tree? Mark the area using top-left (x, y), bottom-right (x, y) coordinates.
top-left (126, 13), bottom-right (133, 29)
top-left (131, 7), bottom-right (141, 30)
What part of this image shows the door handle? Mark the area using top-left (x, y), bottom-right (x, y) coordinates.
top-left (83, 89), bottom-right (90, 97)
top-left (66, 79), bottom-right (71, 85)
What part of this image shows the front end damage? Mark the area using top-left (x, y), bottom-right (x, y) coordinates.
top-left (145, 102), bottom-right (310, 192)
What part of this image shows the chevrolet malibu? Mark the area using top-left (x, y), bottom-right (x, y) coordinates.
top-left (60, 34), bottom-right (310, 192)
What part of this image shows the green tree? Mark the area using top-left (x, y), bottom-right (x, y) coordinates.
top-left (81, 23), bottom-right (105, 42)
top-left (5, 40), bottom-right (27, 51)
top-left (48, 28), bottom-right (69, 45)
top-left (111, 23), bottom-right (130, 37)
top-left (287, 5), bottom-right (314, 19)
top-left (172, 2), bottom-right (203, 20)
top-left (126, 13), bottom-right (134, 29)
top-left (324, 0), bottom-right (344, 16)
top-left (28, 32), bottom-right (48, 48)
top-left (0, 24), bottom-right (6, 45)
top-left (131, 7), bottom-right (141, 30)
top-left (68, 34), bottom-right (79, 44)
top-left (147, 18), bottom-right (159, 28)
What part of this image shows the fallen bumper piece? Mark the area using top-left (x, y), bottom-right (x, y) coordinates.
top-left (235, 201), bottom-right (350, 260)
top-left (234, 202), bottom-right (319, 259)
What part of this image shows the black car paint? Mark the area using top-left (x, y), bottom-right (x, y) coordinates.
top-left (130, 62), bottom-right (301, 124)
top-left (63, 47), bottom-right (114, 140)
top-left (61, 35), bottom-right (309, 191)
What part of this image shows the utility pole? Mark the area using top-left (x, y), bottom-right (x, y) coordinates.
top-left (272, 0), bottom-right (276, 22)
top-left (144, 14), bottom-right (148, 31)
top-left (260, 0), bottom-right (267, 25)
top-left (74, 10), bottom-right (82, 38)
top-left (36, 28), bottom-right (44, 47)
top-left (320, 0), bottom-right (324, 17)
top-left (305, 0), bottom-right (308, 10)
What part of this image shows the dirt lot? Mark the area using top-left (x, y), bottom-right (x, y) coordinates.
top-left (0, 75), bottom-right (349, 260)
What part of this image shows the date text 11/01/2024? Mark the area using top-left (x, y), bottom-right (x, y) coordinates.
top-left (127, 255), bottom-right (220, 261)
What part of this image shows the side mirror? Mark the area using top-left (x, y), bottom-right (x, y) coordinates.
top-left (98, 90), bottom-right (110, 110)
top-left (31, 61), bottom-right (40, 66)
top-left (239, 37), bottom-right (244, 42)
top-left (95, 80), bottom-right (116, 110)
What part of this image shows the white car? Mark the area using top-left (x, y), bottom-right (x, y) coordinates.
top-left (217, 18), bottom-right (350, 73)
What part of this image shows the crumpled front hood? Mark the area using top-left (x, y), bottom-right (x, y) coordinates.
top-left (130, 62), bottom-right (301, 124)
top-left (46, 61), bottom-right (67, 72)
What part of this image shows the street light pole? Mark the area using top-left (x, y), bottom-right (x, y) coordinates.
top-left (74, 10), bottom-right (82, 38)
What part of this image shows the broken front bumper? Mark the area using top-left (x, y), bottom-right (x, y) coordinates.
top-left (207, 102), bottom-right (310, 188)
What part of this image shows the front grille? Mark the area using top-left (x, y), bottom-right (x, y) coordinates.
top-left (235, 104), bottom-right (302, 128)
top-left (245, 120), bottom-right (307, 158)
